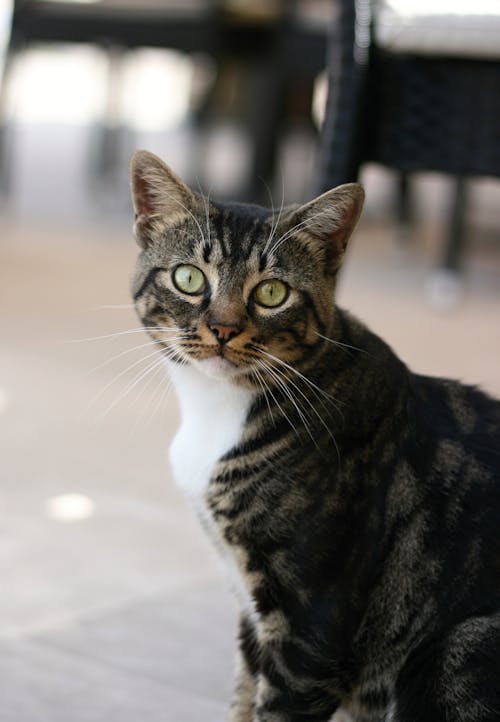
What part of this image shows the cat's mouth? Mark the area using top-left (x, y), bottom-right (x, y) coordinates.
top-left (194, 355), bottom-right (240, 379)
top-left (210, 345), bottom-right (238, 366)
top-left (181, 342), bottom-right (256, 380)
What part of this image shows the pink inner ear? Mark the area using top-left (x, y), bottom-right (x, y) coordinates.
top-left (133, 172), bottom-right (154, 217)
top-left (328, 220), bottom-right (351, 255)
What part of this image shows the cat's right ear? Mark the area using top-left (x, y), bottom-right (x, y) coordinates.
top-left (130, 150), bottom-right (197, 248)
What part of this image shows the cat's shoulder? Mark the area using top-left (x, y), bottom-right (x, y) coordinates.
top-left (410, 372), bottom-right (500, 429)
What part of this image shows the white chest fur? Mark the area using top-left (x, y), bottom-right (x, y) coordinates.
top-left (167, 362), bottom-right (253, 496)
top-left (167, 361), bottom-right (256, 612)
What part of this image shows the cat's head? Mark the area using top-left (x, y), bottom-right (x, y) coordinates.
top-left (130, 150), bottom-right (363, 385)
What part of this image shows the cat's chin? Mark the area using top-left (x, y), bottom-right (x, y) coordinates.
top-left (192, 356), bottom-right (243, 380)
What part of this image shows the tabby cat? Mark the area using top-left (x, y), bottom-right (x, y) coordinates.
top-left (130, 150), bottom-right (500, 722)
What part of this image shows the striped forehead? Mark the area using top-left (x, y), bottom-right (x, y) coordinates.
top-left (206, 204), bottom-right (315, 271)
top-left (207, 203), bottom-right (273, 263)
top-left (157, 202), bottom-right (317, 284)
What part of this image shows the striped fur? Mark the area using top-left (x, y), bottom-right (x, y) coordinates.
top-left (130, 151), bottom-right (500, 722)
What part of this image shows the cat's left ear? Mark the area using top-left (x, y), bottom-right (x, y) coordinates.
top-left (130, 150), bottom-right (199, 248)
top-left (285, 184), bottom-right (364, 273)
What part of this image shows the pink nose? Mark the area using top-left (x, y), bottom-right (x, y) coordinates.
top-left (208, 322), bottom-right (241, 344)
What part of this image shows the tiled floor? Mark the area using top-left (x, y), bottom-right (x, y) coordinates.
top-left (1, 216), bottom-right (236, 721)
top-left (1, 147), bottom-right (500, 720)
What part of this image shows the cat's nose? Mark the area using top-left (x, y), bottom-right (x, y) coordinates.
top-left (208, 322), bottom-right (242, 344)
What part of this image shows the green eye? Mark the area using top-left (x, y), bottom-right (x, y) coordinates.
top-left (254, 279), bottom-right (288, 308)
top-left (173, 265), bottom-right (206, 295)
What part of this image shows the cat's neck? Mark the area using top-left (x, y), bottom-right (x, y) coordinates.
top-left (166, 361), bottom-right (255, 497)
top-left (327, 308), bottom-right (411, 435)
top-left (167, 361), bottom-right (254, 419)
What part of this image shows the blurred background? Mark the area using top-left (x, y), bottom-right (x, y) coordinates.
top-left (1, 1), bottom-right (499, 720)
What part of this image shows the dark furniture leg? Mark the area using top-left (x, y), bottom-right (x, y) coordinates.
top-left (397, 172), bottom-right (412, 240)
top-left (442, 175), bottom-right (467, 272)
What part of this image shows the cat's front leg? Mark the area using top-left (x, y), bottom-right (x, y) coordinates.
top-left (394, 615), bottom-right (500, 721)
top-left (248, 611), bottom-right (340, 722)
top-left (229, 615), bottom-right (259, 722)
top-left (253, 672), bottom-right (339, 722)
top-left (229, 649), bottom-right (257, 722)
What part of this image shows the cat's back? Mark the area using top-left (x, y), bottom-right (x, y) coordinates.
top-left (401, 373), bottom-right (500, 607)
top-left (409, 373), bottom-right (500, 477)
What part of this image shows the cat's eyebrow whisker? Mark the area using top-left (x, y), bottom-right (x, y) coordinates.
top-left (262, 169), bottom-right (286, 257)
top-left (266, 210), bottom-right (324, 257)
top-left (163, 191), bottom-right (207, 248)
top-left (197, 177), bottom-right (213, 256)
top-left (267, 207), bottom-right (333, 258)
top-left (261, 181), bottom-right (277, 255)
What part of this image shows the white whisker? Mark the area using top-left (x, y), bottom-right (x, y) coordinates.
top-left (316, 331), bottom-right (369, 356)
top-left (87, 347), bottom-right (167, 412)
top-left (197, 177), bottom-right (213, 255)
top-left (149, 367), bottom-right (176, 422)
top-left (251, 366), bottom-right (276, 426)
top-left (262, 171), bottom-right (285, 257)
top-left (267, 208), bottom-right (332, 257)
top-left (87, 341), bottom-right (158, 374)
top-left (265, 357), bottom-right (341, 462)
top-left (253, 347), bottom-right (334, 403)
top-left (256, 358), bottom-right (318, 449)
top-left (254, 358), bottom-right (301, 441)
top-left (99, 351), bottom-right (170, 421)
top-left (91, 303), bottom-right (136, 311)
top-left (263, 346), bottom-right (345, 426)
top-left (64, 327), bottom-right (180, 344)
top-left (163, 191), bottom-right (207, 247)
top-left (127, 357), bottom-right (173, 436)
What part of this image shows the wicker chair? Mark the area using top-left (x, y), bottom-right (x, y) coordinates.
top-left (316, 0), bottom-right (500, 285)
